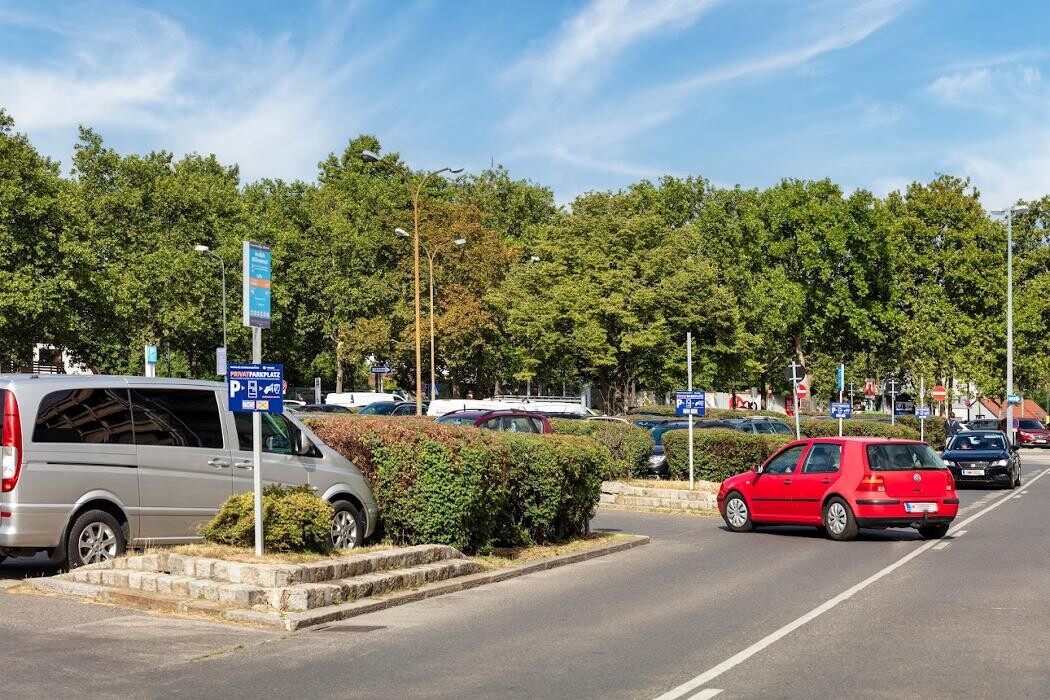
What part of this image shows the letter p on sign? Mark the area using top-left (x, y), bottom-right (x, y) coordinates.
top-left (229, 380), bottom-right (242, 397)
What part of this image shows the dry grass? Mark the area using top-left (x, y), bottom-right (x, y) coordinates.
top-left (472, 533), bottom-right (632, 569)
top-left (155, 542), bottom-right (394, 564)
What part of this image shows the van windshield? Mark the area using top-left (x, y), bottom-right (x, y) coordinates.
top-left (866, 443), bottom-right (946, 471)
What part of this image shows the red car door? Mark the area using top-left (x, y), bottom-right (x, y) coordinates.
top-left (749, 443), bottom-right (808, 522)
top-left (790, 441), bottom-right (843, 523)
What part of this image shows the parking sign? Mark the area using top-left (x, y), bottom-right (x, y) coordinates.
top-left (227, 363), bottom-right (284, 413)
top-left (675, 390), bottom-right (706, 416)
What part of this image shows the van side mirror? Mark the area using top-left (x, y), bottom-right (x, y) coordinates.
top-left (294, 433), bottom-right (314, 456)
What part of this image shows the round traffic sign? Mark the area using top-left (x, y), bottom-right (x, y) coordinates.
top-left (795, 383), bottom-right (809, 399)
top-left (931, 385), bottom-right (947, 402)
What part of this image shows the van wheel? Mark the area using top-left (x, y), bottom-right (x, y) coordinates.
top-left (67, 510), bottom-right (126, 568)
top-left (330, 501), bottom-right (364, 549)
top-left (823, 497), bottom-right (858, 541)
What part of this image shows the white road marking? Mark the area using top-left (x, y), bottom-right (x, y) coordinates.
top-left (933, 541), bottom-right (950, 551)
top-left (685, 690), bottom-right (723, 700)
top-left (953, 530), bottom-right (967, 537)
top-left (652, 467), bottom-right (1050, 700)
top-left (1021, 490), bottom-right (1029, 495)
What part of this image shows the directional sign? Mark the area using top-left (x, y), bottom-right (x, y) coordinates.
top-left (227, 363), bottom-right (284, 413)
top-left (914, 406), bottom-right (931, 419)
top-left (370, 365), bottom-right (394, 375)
top-left (931, 385), bottom-right (947, 402)
top-left (1007, 393), bottom-right (1022, 405)
top-left (784, 363), bottom-right (807, 384)
top-left (795, 383), bottom-right (809, 399)
top-left (242, 242), bottom-right (272, 329)
top-left (675, 390), bottom-right (706, 417)
top-left (885, 377), bottom-right (901, 395)
top-left (830, 402), bottom-right (852, 419)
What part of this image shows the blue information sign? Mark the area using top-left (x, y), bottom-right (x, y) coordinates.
top-left (830, 402), bottom-right (852, 419)
top-left (914, 406), bottom-right (931, 419)
top-left (1007, 393), bottom-right (1022, 405)
top-left (675, 390), bottom-right (706, 417)
top-left (227, 363), bottom-right (284, 413)
top-left (370, 365), bottom-right (393, 375)
top-left (242, 242), bottom-right (272, 329)
top-left (145, 345), bottom-right (158, 364)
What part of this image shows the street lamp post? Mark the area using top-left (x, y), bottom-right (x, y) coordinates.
top-left (396, 228), bottom-right (466, 401)
top-left (362, 150), bottom-right (463, 415)
top-left (194, 245), bottom-right (228, 362)
top-left (991, 204), bottom-right (1029, 445)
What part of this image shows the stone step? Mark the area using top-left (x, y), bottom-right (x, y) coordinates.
top-left (600, 494), bottom-right (716, 510)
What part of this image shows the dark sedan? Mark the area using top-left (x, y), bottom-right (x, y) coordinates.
top-left (358, 401), bottom-right (427, 416)
top-left (941, 431), bottom-right (1020, 489)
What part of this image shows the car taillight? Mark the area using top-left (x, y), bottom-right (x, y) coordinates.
top-left (858, 474), bottom-right (885, 492)
top-left (1, 391), bottom-right (22, 492)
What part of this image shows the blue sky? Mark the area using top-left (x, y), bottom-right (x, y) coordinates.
top-left (2, 0), bottom-right (1049, 206)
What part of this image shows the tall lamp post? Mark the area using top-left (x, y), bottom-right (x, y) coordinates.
top-left (396, 228), bottom-right (466, 400)
top-left (991, 204), bottom-right (1029, 445)
top-left (361, 150), bottom-right (463, 415)
top-left (194, 245), bottom-right (228, 368)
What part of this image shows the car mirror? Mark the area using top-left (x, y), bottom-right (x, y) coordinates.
top-left (754, 464), bottom-right (764, 475)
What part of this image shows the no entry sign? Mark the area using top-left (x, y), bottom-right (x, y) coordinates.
top-left (931, 385), bottom-right (948, 402)
top-left (795, 383), bottom-right (809, 399)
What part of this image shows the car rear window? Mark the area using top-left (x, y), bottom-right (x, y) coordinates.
top-left (866, 443), bottom-right (945, 471)
top-left (33, 388), bottom-right (135, 444)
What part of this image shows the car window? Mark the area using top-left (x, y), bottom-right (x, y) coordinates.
top-left (478, 417), bottom-right (501, 431)
top-left (435, 415), bottom-right (479, 426)
top-left (234, 412), bottom-right (320, 456)
top-left (948, 434), bottom-right (1005, 451)
top-left (1018, 420), bottom-right (1043, 430)
top-left (770, 422), bottom-right (793, 435)
top-left (33, 388), bottom-right (135, 445)
top-left (392, 404), bottom-right (415, 416)
top-left (528, 417), bottom-right (545, 433)
top-left (802, 443), bottom-right (841, 473)
top-left (130, 389), bottom-right (224, 448)
top-left (866, 443), bottom-right (946, 470)
top-left (764, 445), bottom-right (806, 474)
top-left (503, 416), bottom-right (538, 433)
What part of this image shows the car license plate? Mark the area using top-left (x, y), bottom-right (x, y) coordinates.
top-left (961, 469), bottom-right (985, 476)
top-left (904, 502), bottom-right (938, 513)
top-left (1035, 440), bottom-right (1046, 444)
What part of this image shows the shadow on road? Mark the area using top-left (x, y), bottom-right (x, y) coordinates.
top-left (0, 552), bottom-right (62, 580)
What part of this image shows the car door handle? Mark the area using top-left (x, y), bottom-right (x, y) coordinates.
top-left (233, 461), bottom-right (254, 470)
top-left (207, 458), bottom-right (230, 469)
top-left (821, 478), bottom-right (832, 484)
top-left (783, 479), bottom-right (793, 485)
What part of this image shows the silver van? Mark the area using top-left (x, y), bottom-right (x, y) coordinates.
top-left (0, 375), bottom-right (378, 568)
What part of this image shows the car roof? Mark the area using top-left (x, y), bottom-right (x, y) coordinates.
top-left (0, 374), bottom-right (220, 388)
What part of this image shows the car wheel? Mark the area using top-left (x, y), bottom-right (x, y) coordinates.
top-left (918, 524), bottom-right (950, 540)
top-left (1015, 471), bottom-right (1022, 488)
top-left (330, 500), bottom-right (365, 549)
top-left (822, 497), bottom-right (858, 541)
top-left (1005, 470), bottom-right (1017, 490)
top-left (722, 492), bottom-right (754, 533)
top-left (66, 510), bottom-right (126, 569)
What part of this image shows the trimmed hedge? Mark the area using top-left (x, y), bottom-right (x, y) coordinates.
top-left (309, 417), bottom-right (608, 552)
top-left (663, 429), bottom-right (793, 482)
top-left (199, 484), bottom-right (333, 554)
top-left (799, 419), bottom-right (919, 440)
top-left (550, 418), bottom-right (653, 479)
top-left (895, 415), bottom-right (946, 447)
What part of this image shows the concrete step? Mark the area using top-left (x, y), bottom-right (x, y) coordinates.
top-left (600, 494), bottom-right (716, 510)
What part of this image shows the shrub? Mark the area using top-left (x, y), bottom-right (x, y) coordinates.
top-left (663, 429), bottom-right (792, 482)
top-left (550, 419), bottom-right (653, 479)
top-left (310, 416), bottom-right (607, 552)
top-left (199, 484), bottom-right (333, 554)
top-left (895, 415), bottom-right (946, 447)
top-left (799, 419), bottom-right (919, 440)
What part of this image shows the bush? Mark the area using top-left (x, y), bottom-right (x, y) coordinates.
top-left (663, 429), bottom-right (792, 482)
top-left (895, 415), bottom-right (946, 447)
top-left (310, 416), bottom-right (608, 552)
top-left (799, 419), bottom-right (919, 440)
top-left (550, 419), bottom-right (653, 479)
top-left (199, 484), bottom-right (333, 554)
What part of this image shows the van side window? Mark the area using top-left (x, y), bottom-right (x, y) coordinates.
top-left (234, 412), bottom-right (321, 457)
top-left (130, 389), bottom-right (224, 449)
top-left (33, 388), bottom-right (135, 444)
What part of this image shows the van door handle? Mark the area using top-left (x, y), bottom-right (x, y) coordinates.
top-left (233, 461), bottom-right (254, 470)
top-left (208, 458), bottom-right (230, 469)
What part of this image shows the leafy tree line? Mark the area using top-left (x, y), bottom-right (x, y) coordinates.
top-left (1, 108), bottom-right (1046, 410)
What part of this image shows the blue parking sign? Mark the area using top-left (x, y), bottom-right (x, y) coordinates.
top-left (227, 363), bottom-right (284, 413)
top-left (830, 402), bottom-right (852, 419)
top-left (675, 390), bottom-right (706, 417)
top-left (914, 406), bottom-right (931, 419)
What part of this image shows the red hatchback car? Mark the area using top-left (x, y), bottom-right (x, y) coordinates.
top-left (717, 437), bottom-right (958, 541)
top-left (1016, 418), bottom-right (1050, 447)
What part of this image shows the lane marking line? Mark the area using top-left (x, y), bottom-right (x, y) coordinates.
top-left (686, 690), bottom-right (723, 700)
top-left (653, 467), bottom-right (1050, 700)
top-left (953, 530), bottom-right (967, 537)
top-left (933, 541), bottom-right (950, 551)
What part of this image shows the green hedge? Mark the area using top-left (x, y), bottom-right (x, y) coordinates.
top-left (199, 484), bottom-right (333, 554)
top-left (799, 419), bottom-right (919, 440)
top-left (894, 416), bottom-right (946, 447)
top-left (663, 429), bottom-right (793, 482)
top-left (550, 419), bottom-right (653, 479)
top-left (310, 417), bottom-right (608, 552)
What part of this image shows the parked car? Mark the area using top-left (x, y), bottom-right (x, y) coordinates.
top-left (629, 416), bottom-right (676, 429)
top-left (358, 401), bottom-right (427, 416)
top-left (325, 391), bottom-right (408, 409)
top-left (1016, 419), bottom-right (1050, 448)
top-left (434, 409), bottom-right (553, 434)
top-left (941, 430), bottom-right (1021, 488)
top-left (586, 416), bottom-right (631, 425)
top-left (0, 375), bottom-right (378, 567)
top-left (719, 417), bottom-right (794, 435)
top-left (297, 403), bottom-right (353, 413)
top-left (963, 418), bottom-right (1001, 432)
top-left (718, 437), bottom-right (958, 541)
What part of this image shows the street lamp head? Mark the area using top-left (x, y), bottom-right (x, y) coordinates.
top-left (361, 150), bottom-right (381, 163)
top-left (394, 227), bottom-right (411, 238)
top-left (194, 245), bottom-right (210, 252)
top-left (1012, 205), bottom-right (1030, 214)
top-left (453, 239), bottom-right (467, 246)
top-left (449, 166), bottom-right (465, 175)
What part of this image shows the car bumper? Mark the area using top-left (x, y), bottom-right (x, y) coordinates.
top-left (853, 498), bottom-right (959, 528)
top-left (947, 466), bottom-right (1012, 484)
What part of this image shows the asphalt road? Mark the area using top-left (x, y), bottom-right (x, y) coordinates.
top-left (2, 451), bottom-right (1048, 699)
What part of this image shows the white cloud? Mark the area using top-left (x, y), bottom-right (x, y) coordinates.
top-left (508, 0), bottom-right (718, 92)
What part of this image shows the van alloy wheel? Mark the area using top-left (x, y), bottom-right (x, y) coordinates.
top-left (331, 510), bottom-right (358, 549)
top-left (78, 522), bottom-right (118, 564)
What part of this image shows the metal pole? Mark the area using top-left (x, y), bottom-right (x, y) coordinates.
top-left (428, 250), bottom-right (436, 401)
top-left (687, 332), bottom-right (694, 491)
top-left (1007, 210), bottom-right (1014, 446)
top-left (252, 326), bottom-right (263, 556)
top-left (838, 385), bottom-right (844, 438)
top-left (891, 385), bottom-right (896, 426)
top-left (412, 188), bottom-right (423, 416)
top-left (219, 257), bottom-right (228, 351)
top-left (794, 379), bottom-right (801, 440)
top-left (920, 376), bottom-right (925, 442)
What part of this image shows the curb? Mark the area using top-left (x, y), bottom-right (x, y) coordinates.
top-left (15, 535), bottom-right (650, 631)
top-left (598, 503), bottom-right (719, 517)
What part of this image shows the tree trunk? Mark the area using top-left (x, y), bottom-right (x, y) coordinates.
top-left (335, 340), bottom-right (344, 394)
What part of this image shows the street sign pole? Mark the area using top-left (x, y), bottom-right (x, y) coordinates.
top-left (837, 363), bottom-right (845, 438)
top-left (687, 332), bottom-right (694, 491)
top-left (252, 327), bottom-right (263, 556)
top-left (920, 377), bottom-right (925, 442)
top-left (243, 241), bottom-right (272, 556)
top-left (891, 384), bottom-right (896, 426)
top-left (793, 379), bottom-right (801, 440)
